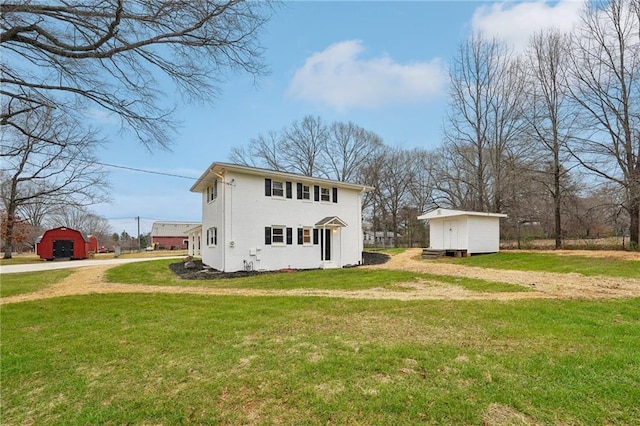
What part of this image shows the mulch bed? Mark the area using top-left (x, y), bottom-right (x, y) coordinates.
top-left (169, 251), bottom-right (390, 280)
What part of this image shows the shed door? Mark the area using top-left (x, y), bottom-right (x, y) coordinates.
top-left (53, 240), bottom-right (73, 258)
top-left (445, 220), bottom-right (458, 250)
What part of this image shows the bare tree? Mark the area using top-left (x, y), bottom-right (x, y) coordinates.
top-left (229, 131), bottom-right (284, 171)
top-left (48, 205), bottom-right (113, 238)
top-left (369, 147), bottom-right (414, 248)
top-left (322, 121), bottom-right (383, 182)
top-left (1, 1), bottom-right (273, 149)
top-left (568, 0), bottom-right (640, 247)
top-left (280, 115), bottom-right (328, 176)
top-left (0, 105), bottom-right (109, 258)
top-left (407, 148), bottom-right (438, 215)
top-left (432, 142), bottom-right (478, 210)
top-left (444, 33), bottom-right (520, 212)
top-left (524, 29), bottom-right (576, 249)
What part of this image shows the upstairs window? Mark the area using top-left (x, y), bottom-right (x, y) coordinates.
top-left (206, 180), bottom-right (218, 203)
top-left (297, 183), bottom-right (311, 200)
top-left (266, 178), bottom-right (290, 198)
top-left (320, 187), bottom-right (330, 202)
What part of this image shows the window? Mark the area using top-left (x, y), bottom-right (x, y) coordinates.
top-left (272, 181), bottom-right (284, 197)
top-left (206, 180), bottom-right (217, 202)
top-left (321, 187), bottom-right (330, 202)
top-left (298, 227), bottom-right (312, 245)
top-left (297, 183), bottom-right (311, 200)
top-left (206, 227), bottom-right (217, 246)
top-left (272, 226), bottom-right (284, 244)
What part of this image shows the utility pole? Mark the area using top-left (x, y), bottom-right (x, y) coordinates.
top-left (136, 216), bottom-right (141, 251)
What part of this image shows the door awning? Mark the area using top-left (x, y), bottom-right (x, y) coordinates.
top-left (315, 216), bottom-right (348, 227)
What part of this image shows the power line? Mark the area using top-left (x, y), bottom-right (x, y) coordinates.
top-left (95, 161), bottom-right (198, 180)
top-left (2, 144), bottom-right (199, 181)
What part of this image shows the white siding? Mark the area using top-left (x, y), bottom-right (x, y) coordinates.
top-left (201, 180), bottom-right (224, 270)
top-left (428, 219), bottom-right (445, 250)
top-left (468, 216), bottom-right (501, 254)
top-left (200, 169), bottom-right (365, 272)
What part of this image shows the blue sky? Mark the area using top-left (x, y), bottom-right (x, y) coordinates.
top-left (95, 1), bottom-right (584, 236)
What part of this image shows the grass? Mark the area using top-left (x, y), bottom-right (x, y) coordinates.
top-left (2, 294), bottom-right (639, 424)
top-left (365, 247), bottom-right (406, 255)
top-left (0, 269), bottom-right (74, 297)
top-left (442, 252), bottom-right (640, 278)
top-left (106, 259), bottom-right (530, 293)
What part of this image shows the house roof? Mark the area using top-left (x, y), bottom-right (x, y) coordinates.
top-left (315, 216), bottom-right (348, 227)
top-left (190, 162), bottom-right (374, 193)
top-left (417, 208), bottom-right (508, 220)
top-left (151, 221), bottom-right (202, 237)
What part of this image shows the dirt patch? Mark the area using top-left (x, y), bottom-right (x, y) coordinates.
top-left (1, 249), bottom-right (638, 305)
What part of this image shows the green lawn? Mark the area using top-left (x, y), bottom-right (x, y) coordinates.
top-left (442, 252), bottom-right (640, 278)
top-left (2, 294), bottom-right (639, 424)
top-left (0, 269), bottom-right (74, 297)
top-left (105, 259), bottom-right (529, 293)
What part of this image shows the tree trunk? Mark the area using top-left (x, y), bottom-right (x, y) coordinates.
top-left (554, 154), bottom-right (562, 250)
top-left (3, 204), bottom-right (16, 259)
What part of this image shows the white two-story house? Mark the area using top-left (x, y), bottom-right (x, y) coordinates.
top-left (190, 162), bottom-right (374, 272)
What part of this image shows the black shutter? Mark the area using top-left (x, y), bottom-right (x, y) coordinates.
top-left (286, 181), bottom-right (292, 199)
top-left (265, 227), bottom-right (271, 245)
top-left (265, 178), bottom-right (272, 196)
top-left (296, 183), bottom-right (302, 199)
top-left (313, 228), bottom-right (319, 245)
top-left (314, 185), bottom-right (320, 202)
top-left (332, 187), bottom-right (338, 203)
top-left (297, 228), bottom-right (303, 245)
top-left (286, 227), bottom-right (293, 245)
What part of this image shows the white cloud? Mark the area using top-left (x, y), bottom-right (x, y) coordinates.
top-left (288, 40), bottom-right (447, 111)
top-left (471, 0), bottom-right (585, 52)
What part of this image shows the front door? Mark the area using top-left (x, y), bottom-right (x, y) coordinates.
top-left (53, 240), bottom-right (73, 258)
top-left (320, 229), bottom-right (331, 261)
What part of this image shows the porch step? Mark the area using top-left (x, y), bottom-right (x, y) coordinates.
top-left (421, 249), bottom-right (446, 259)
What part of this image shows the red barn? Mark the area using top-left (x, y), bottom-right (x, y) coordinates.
top-left (150, 221), bottom-right (201, 250)
top-left (36, 227), bottom-right (94, 261)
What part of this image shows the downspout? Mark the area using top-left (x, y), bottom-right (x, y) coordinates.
top-left (213, 171), bottom-right (226, 271)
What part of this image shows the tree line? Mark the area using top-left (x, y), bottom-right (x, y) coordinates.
top-left (231, 0), bottom-right (640, 249)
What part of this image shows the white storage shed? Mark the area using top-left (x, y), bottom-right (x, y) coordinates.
top-left (417, 208), bottom-right (507, 255)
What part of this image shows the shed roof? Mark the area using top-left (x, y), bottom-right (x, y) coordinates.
top-left (417, 208), bottom-right (508, 220)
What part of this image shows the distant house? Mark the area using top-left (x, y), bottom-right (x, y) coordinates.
top-left (363, 230), bottom-right (401, 247)
top-left (417, 208), bottom-right (507, 255)
top-left (150, 221), bottom-right (201, 250)
top-left (190, 162), bottom-right (373, 272)
top-left (36, 227), bottom-right (98, 260)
